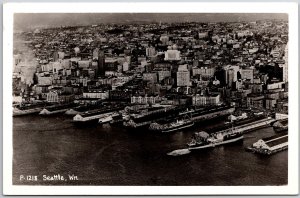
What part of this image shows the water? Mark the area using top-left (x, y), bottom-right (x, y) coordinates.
top-left (13, 115), bottom-right (288, 185)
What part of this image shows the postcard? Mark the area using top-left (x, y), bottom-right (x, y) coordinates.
top-left (3, 2), bottom-right (299, 195)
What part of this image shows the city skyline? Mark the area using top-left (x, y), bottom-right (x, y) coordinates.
top-left (14, 13), bottom-right (288, 31)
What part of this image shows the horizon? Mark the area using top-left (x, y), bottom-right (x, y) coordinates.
top-left (14, 13), bottom-right (288, 31)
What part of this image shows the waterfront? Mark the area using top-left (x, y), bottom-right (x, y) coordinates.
top-left (13, 115), bottom-right (288, 185)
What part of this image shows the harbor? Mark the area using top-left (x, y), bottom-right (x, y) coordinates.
top-left (13, 114), bottom-right (288, 185)
top-left (11, 13), bottom-right (290, 187)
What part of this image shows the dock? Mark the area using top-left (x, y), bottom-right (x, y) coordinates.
top-left (246, 132), bottom-right (288, 155)
top-left (211, 117), bottom-right (275, 136)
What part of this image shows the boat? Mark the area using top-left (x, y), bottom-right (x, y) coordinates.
top-left (162, 120), bottom-right (194, 133)
top-left (167, 149), bottom-right (191, 156)
top-left (149, 119), bottom-right (194, 133)
top-left (187, 130), bottom-right (243, 150)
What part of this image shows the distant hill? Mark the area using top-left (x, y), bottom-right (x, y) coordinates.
top-left (14, 13), bottom-right (288, 31)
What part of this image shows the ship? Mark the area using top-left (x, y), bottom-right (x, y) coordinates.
top-left (163, 120), bottom-right (194, 133)
top-left (187, 130), bottom-right (243, 151)
top-left (272, 118), bottom-right (288, 133)
top-left (149, 119), bottom-right (194, 133)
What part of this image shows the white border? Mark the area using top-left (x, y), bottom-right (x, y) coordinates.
top-left (3, 2), bottom-right (299, 195)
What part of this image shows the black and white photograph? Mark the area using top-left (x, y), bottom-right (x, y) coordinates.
top-left (3, 2), bottom-right (299, 195)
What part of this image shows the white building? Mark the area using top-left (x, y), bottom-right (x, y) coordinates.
top-left (279, 43), bottom-right (288, 83)
top-left (164, 50), bottom-right (181, 61)
top-left (146, 47), bottom-right (156, 57)
top-left (192, 66), bottom-right (215, 78)
top-left (241, 69), bottom-right (254, 83)
top-left (192, 94), bottom-right (220, 106)
top-left (131, 95), bottom-right (161, 104)
top-left (83, 91), bottom-right (109, 99)
top-left (177, 64), bottom-right (190, 87)
top-left (123, 62), bottom-right (129, 72)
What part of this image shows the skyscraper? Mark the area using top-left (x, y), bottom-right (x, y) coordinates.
top-left (98, 50), bottom-right (105, 76)
top-left (281, 43), bottom-right (288, 83)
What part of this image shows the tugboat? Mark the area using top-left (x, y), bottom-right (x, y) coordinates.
top-left (187, 130), bottom-right (243, 150)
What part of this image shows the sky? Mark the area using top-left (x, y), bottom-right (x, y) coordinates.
top-left (14, 13), bottom-right (288, 31)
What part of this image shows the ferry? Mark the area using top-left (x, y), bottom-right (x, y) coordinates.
top-left (187, 130), bottom-right (243, 150)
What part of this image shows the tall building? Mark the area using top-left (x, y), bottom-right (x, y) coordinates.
top-left (98, 50), bottom-right (105, 76)
top-left (241, 69), bottom-right (254, 83)
top-left (146, 47), bottom-right (156, 57)
top-left (177, 64), bottom-right (190, 87)
top-left (280, 43), bottom-right (288, 83)
top-left (93, 48), bottom-right (99, 60)
top-left (227, 69), bottom-right (235, 88)
top-left (157, 70), bottom-right (171, 82)
top-left (53, 51), bottom-right (59, 62)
